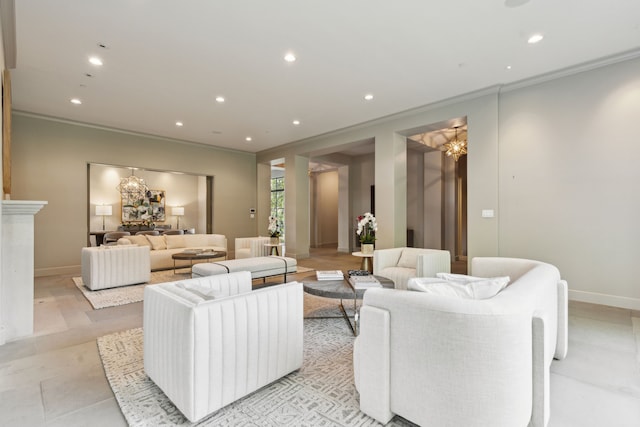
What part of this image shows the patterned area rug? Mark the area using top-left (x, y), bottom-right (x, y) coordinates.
top-left (73, 266), bottom-right (315, 310)
top-left (97, 293), bottom-right (414, 427)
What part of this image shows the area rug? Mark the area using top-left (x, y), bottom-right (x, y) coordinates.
top-left (74, 266), bottom-right (316, 310)
top-left (97, 294), bottom-right (413, 427)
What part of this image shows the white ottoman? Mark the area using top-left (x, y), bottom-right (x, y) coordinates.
top-left (192, 256), bottom-right (297, 281)
top-left (81, 246), bottom-right (150, 290)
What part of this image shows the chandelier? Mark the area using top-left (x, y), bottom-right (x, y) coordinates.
top-left (116, 169), bottom-right (149, 201)
top-left (443, 127), bottom-right (467, 161)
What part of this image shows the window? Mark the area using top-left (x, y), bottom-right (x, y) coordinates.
top-left (270, 176), bottom-right (285, 235)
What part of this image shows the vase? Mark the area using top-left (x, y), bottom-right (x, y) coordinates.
top-left (361, 243), bottom-right (374, 254)
top-left (270, 236), bottom-right (280, 245)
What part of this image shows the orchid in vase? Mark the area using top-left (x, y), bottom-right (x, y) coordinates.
top-left (356, 212), bottom-right (377, 244)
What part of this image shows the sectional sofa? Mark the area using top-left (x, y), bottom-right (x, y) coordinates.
top-left (117, 233), bottom-right (227, 271)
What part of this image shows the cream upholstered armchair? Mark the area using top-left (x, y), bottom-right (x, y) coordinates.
top-left (373, 247), bottom-right (451, 289)
top-left (234, 236), bottom-right (271, 259)
top-left (144, 271), bottom-right (303, 422)
top-left (354, 257), bottom-right (568, 427)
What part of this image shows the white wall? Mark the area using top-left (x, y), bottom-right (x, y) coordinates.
top-left (12, 114), bottom-right (257, 276)
top-left (497, 57), bottom-right (640, 308)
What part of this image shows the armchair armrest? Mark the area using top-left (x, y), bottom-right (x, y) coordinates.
top-left (415, 250), bottom-right (451, 277)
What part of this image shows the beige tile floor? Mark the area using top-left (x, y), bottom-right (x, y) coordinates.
top-left (0, 248), bottom-right (638, 426)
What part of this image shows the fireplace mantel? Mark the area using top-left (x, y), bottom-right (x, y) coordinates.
top-left (1, 200), bottom-right (47, 344)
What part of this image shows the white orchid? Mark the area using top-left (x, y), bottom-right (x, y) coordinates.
top-left (268, 216), bottom-right (282, 237)
top-left (356, 212), bottom-right (377, 243)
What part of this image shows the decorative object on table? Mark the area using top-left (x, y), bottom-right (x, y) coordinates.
top-left (442, 126), bottom-right (467, 161)
top-left (171, 206), bottom-right (184, 228)
top-left (316, 270), bottom-right (344, 281)
top-left (95, 204), bottom-right (112, 230)
top-left (121, 189), bottom-right (165, 223)
top-left (268, 215), bottom-right (282, 244)
top-left (347, 274), bottom-right (381, 289)
top-left (347, 269), bottom-right (370, 277)
top-left (356, 212), bottom-right (377, 254)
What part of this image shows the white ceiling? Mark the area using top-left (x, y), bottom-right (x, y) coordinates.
top-left (10, 0), bottom-right (640, 153)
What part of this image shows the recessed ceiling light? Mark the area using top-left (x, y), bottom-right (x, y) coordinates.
top-left (245, 137), bottom-right (253, 142)
top-left (364, 94), bottom-right (374, 101)
top-left (528, 33), bottom-right (544, 44)
top-left (89, 56), bottom-right (103, 66)
top-left (505, 65), bottom-right (512, 70)
top-left (293, 120), bottom-right (300, 125)
top-left (215, 96), bottom-right (225, 103)
top-left (284, 52), bottom-right (296, 63)
top-left (70, 98), bottom-right (82, 105)
top-left (175, 121), bottom-right (183, 127)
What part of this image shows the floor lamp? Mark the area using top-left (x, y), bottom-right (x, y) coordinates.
top-left (172, 206), bottom-right (184, 229)
top-left (95, 205), bottom-right (112, 231)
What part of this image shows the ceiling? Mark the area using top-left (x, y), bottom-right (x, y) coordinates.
top-left (9, 1), bottom-right (640, 154)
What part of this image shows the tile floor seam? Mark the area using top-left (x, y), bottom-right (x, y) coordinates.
top-left (551, 370), bottom-right (640, 399)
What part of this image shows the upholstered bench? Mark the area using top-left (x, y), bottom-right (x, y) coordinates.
top-left (192, 256), bottom-right (297, 281)
top-left (81, 246), bottom-right (150, 290)
top-left (144, 271), bottom-right (303, 422)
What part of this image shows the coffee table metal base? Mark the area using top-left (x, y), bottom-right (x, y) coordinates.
top-left (302, 274), bottom-right (392, 336)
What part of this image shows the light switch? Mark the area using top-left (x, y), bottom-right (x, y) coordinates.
top-left (481, 209), bottom-right (495, 218)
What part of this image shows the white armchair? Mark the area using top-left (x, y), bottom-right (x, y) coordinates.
top-left (234, 236), bottom-right (271, 259)
top-left (144, 271), bottom-right (303, 422)
top-left (373, 247), bottom-right (451, 289)
top-left (354, 257), bottom-right (568, 427)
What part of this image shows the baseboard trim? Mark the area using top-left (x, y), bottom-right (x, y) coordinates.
top-left (35, 265), bottom-right (80, 277)
top-left (569, 289), bottom-right (640, 311)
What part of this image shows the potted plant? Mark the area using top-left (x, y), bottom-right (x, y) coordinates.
top-left (268, 216), bottom-right (282, 244)
top-left (356, 212), bottom-right (377, 254)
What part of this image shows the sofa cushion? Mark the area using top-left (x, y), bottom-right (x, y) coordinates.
top-left (436, 273), bottom-right (510, 288)
top-left (126, 235), bottom-right (152, 247)
top-left (397, 249), bottom-right (418, 268)
top-left (146, 235), bottom-right (167, 250)
top-left (165, 235), bottom-right (186, 249)
top-left (408, 276), bottom-right (509, 299)
top-left (183, 234), bottom-right (210, 247)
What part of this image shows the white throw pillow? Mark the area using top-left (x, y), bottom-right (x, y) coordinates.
top-left (408, 275), bottom-right (509, 300)
top-left (397, 250), bottom-right (419, 268)
top-left (176, 282), bottom-right (222, 301)
top-left (165, 235), bottom-right (186, 249)
top-left (146, 235), bottom-right (167, 250)
top-left (437, 273), bottom-right (510, 288)
top-left (126, 235), bottom-right (152, 247)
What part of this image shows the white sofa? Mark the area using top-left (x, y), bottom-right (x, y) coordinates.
top-left (144, 271), bottom-right (303, 422)
top-left (81, 245), bottom-right (150, 290)
top-left (373, 247), bottom-right (451, 289)
top-left (354, 257), bottom-right (568, 427)
top-left (117, 233), bottom-right (227, 271)
top-left (234, 236), bottom-right (271, 258)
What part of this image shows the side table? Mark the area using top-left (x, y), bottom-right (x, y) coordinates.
top-left (264, 243), bottom-right (284, 256)
top-left (351, 251), bottom-right (373, 273)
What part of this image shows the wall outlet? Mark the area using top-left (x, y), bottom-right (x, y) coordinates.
top-left (481, 209), bottom-right (495, 218)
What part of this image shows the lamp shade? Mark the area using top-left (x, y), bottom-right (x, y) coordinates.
top-left (95, 205), bottom-right (112, 216)
top-left (172, 207), bottom-right (184, 216)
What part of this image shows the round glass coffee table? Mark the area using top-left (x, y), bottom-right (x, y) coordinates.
top-left (172, 250), bottom-right (227, 274)
top-left (302, 273), bottom-right (393, 335)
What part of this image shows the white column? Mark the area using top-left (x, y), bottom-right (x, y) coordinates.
top-left (1, 200), bottom-right (47, 344)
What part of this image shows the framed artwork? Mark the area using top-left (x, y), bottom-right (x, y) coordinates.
top-left (121, 189), bottom-right (166, 222)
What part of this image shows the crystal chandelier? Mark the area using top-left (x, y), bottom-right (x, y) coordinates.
top-left (116, 169), bottom-right (149, 201)
top-left (443, 127), bottom-right (467, 161)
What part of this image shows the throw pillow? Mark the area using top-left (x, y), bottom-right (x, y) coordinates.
top-left (176, 282), bottom-right (221, 301)
top-left (436, 273), bottom-right (510, 288)
top-left (126, 235), bottom-right (152, 247)
top-left (408, 275), bottom-right (510, 300)
top-left (397, 249), bottom-right (419, 268)
top-left (146, 235), bottom-right (167, 250)
top-left (165, 235), bottom-right (186, 249)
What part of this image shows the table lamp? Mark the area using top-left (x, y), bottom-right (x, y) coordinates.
top-left (172, 206), bottom-right (185, 229)
top-left (95, 205), bottom-right (112, 231)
